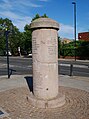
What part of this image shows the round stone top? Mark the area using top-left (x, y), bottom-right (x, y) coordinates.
top-left (30, 18), bottom-right (59, 30)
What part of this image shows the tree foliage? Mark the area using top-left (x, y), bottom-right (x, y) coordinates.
top-left (60, 40), bottom-right (89, 59)
top-left (23, 13), bottom-right (48, 55)
top-left (31, 13), bottom-right (48, 21)
top-left (0, 14), bottom-right (48, 55)
top-left (0, 18), bottom-right (23, 55)
top-left (1, 14), bottom-right (89, 59)
top-left (23, 24), bottom-right (32, 54)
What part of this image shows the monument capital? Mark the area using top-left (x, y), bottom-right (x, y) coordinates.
top-left (30, 18), bottom-right (59, 30)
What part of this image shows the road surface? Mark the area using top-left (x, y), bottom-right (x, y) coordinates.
top-left (0, 56), bottom-right (89, 77)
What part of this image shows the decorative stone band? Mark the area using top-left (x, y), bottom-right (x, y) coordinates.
top-left (30, 18), bottom-right (59, 30)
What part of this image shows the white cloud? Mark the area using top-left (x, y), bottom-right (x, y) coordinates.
top-left (0, 11), bottom-right (19, 19)
top-left (0, 10), bottom-right (32, 31)
top-left (59, 24), bottom-right (74, 39)
top-left (60, 24), bottom-right (73, 34)
top-left (28, 3), bottom-right (42, 7)
top-left (0, 0), bottom-right (42, 12)
top-left (0, 0), bottom-right (43, 31)
top-left (0, 0), bottom-right (12, 10)
top-left (14, 0), bottom-right (42, 8)
top-left (13, 16), bottom-right (32, 31)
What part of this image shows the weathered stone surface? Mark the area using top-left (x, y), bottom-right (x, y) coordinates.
top-left (30, 18), bottom-right (65, 108)
top-left (31, 18), bottom-right (59, 100)
top-left (28, 92), bottom-right (65, 108)
top-left (30, 18), bottom-right (59, 30)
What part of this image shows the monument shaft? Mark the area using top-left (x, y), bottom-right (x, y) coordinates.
top-left (32, 29), bottom-right (58, 99)
top-left (31, 18), bottom-right (59, 100)
top-left (29, 18), bottom-right (65, 108)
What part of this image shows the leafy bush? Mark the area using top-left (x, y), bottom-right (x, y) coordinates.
top-left (59, 40), bottom-right (89, 59)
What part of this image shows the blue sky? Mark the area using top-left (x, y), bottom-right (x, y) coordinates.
top-left (0, 0), bottom-right (89, 39)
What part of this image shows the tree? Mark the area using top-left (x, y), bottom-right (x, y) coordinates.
top-left (23, 14), bottom-right (49, 54)
top-left (23, 24), bottom-right (32, 54)
top-left (31, 14), bottom-right (40, 21)
top-left (41, 14), bottom-right (48, 18)
top-left (78, 41), bottom-right (89, 59)
top-left (9, 27), bottom-right (22, 55)
top-left (31, 13), bottom-right (48, 21)
top-left (0, 14), bottom-right (49, 56)
top-left (0, 18), bottom-right (21, 55)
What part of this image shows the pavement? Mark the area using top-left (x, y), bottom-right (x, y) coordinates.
top-left (0, 74), bottom-right (89, 92)
top-left (0, 75), bottom-right (29, 92)
top-left (0, 74), bottom-right (89, 119)
top-left (59, 75), bottom-right (89, 92)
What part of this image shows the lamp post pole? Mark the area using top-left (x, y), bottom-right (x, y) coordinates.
top-left (0, 23), bottom-right (13, 78)
top-left (5, 29), bottom-right (10, 78)
top-left (72, 1), bottom-right (76, 61)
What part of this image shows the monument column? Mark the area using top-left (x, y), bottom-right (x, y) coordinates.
top-left (29, 18), bottom-right (65, 108)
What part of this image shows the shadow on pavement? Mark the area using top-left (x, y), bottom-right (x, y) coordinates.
top-left (24, 76), bottom-right (33, 93)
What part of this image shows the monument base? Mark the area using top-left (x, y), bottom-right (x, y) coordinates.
top-left (27, 92), bottom-right (65, 108)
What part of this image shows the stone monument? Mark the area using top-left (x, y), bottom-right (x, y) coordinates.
top-left (28, 18), bottom-right (65, 108)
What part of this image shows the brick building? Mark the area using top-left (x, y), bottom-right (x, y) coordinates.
top-left (78, 32), bottom-right (89, 41)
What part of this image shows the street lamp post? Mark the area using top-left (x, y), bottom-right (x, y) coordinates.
top-left (5, 29), bottom-right (10, 78)
top-left (0, 23), bottom-right (12, 78)
top-left (72, 1), bottom-right (77, 61)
